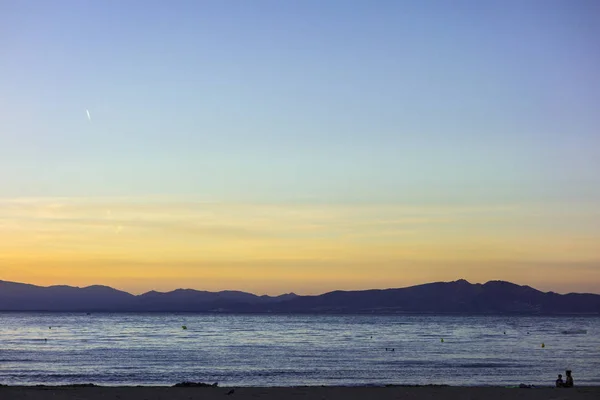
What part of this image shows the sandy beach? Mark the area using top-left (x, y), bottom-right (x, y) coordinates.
top-left (1, 386), bottom-right (599, 400)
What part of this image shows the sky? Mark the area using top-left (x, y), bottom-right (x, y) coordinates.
top-left (1, 0), bottom-right (599, 295)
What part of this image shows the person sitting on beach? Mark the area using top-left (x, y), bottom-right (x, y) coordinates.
top-left (565, 370), bottom-right (573, 388)
top-left (555, 374), bottom-right (564, 387)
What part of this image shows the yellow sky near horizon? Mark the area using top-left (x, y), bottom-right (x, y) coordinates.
top-left (1, 197), bottom-right (599, 295)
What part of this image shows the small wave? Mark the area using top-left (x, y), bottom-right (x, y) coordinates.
top-left (456, 363), bottom-right (515, 369)
top-left (0, 359), bottom-right (35, 362)
top-left (561, 329), bottom-right (587, 335)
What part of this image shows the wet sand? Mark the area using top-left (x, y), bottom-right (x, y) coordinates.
top-left (1, 386), bottom-right (598, 400)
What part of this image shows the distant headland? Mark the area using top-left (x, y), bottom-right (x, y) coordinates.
top-left (1, 279), bottom-right (599, 314)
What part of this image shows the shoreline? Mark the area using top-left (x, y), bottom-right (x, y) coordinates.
top-left (4, 383), bottom-right (599, 386)
top-left (2, 385), bottom-right (600, 400)
top-left (3, 382), bottom-right (600, 388)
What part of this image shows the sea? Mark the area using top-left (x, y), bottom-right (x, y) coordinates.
top-left (0, 313), bottom-right (599, 387)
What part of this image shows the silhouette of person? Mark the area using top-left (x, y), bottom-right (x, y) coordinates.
top-left (565, 370), bottom-right (574, 388)
top-left (555, 374), bottom-right (564, 387)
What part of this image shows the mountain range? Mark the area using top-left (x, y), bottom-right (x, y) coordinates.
top-left (1, 279), bottom-right (599, 314)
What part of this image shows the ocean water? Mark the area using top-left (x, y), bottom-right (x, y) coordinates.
top-left (0, 313), bottom-right (599, 387)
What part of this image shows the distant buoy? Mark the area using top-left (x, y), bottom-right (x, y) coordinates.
top-left (182, 325), bottom-right (188, 330)
top-left (541, 343), bottom-right (545, 348)
top-left (503, 331), bottom-right (506, 335)
top-left (441, 338), bottom-right (444, 343)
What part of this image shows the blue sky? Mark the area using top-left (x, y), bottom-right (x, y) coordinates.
top-left (2, 1), bottom-right (600, 293)
top-left (2, 0), bottom-right (598, 204)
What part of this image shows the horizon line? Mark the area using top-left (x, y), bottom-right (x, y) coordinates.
top-left (2, 278), bottom-right (598, 297)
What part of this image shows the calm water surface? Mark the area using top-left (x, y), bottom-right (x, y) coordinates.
top-left (0, 313), bottom-right (599, 386)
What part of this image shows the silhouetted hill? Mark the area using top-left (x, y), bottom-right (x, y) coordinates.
top-left (265, 280), bottom-right (600, 314)
top-left (133, 288), bottom-right (296, 311)
top-left (0, 279), bottom-right (598, 314)
top-left (0, 280), bottom-right (134, 311)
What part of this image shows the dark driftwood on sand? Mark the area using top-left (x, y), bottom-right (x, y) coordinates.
top-left (172, 381), bottom-right (219, 388)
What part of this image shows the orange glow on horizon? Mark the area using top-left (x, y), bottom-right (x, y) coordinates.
top-left (1, 197), bottom-right (599, 295)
